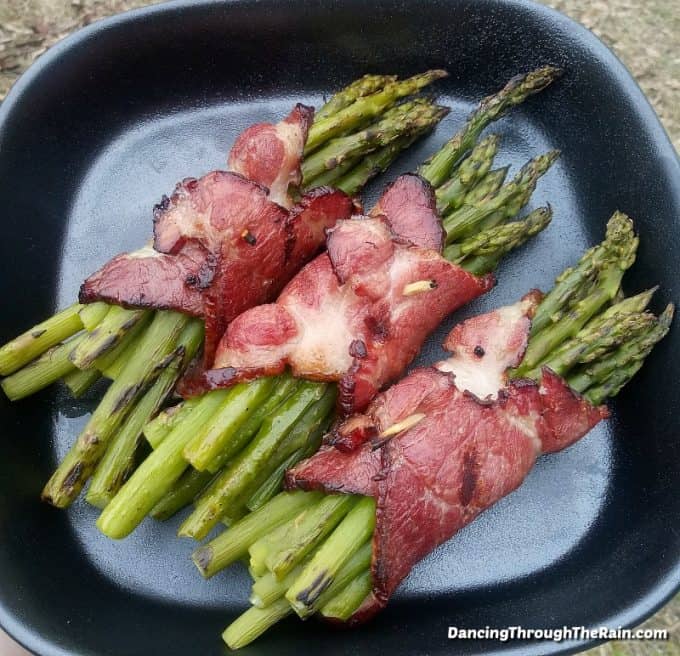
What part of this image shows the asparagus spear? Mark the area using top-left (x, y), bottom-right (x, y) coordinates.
top-left (446, 206), bottom-right (553, 272)
top-left (178, 382), bottom-right (328, 540)
top-left (69, 306), bottom-right (147, 370)
top-left (461, 167), bottom-right (509, 206)
top-left (206, 374), bottom-right (301, 473)
top-left (1, 332), bottom-right (86, 401)
top-left (530, 212), bottom-right (637, 337)
top-left (521, 290), bottom-right (657, 380)
top-left (568, 304), bottom-right (674, 394)
top-left (435, 134), bottom-right (500, 213)
top-left (331, 133), bottom-right (420, 196)
top-left (90, 313), bottom-right (152, 379)
top-left (516, 212), bottom-right (638, 375)
top-left (250, 494), bottom-right (355, 580)
top-left (63, 367), bottom-right (102, 398)
top-left (86, 320), bottom-right (204, 508)
top-left (0, 303), bottom-right (84, 376)
top-left (302, 99), bottom-right (448, 181)
top-left (319, 570), bottom-right (372, 620)
top-left (150, 468), bottom-right (215, 521)
top-left (79, 302), bottom-right (109, 331)
top-left (315, 74), bottom-right (397, 121)
top-left (96, 387), bottom-right (232, 538)
top-left (443, 150), bottom-right (560, 243)
top-left (224, 542), bottom-right (373, 649)
top-left (305, 70), bottom-right (448, 152)
top-left (240, 394), bottom-right (334, 513)
top-left (222, 598), bottom-right (292, 650)
top-left (192, 491), bottom-right (322, 578)
top-left (183, 377), bottom-right (277, 471)
top-left (143, 397), bottom-right (201, 449)
top-left (41, 311), bottom-right (189, 508)
top-left (419, 65), bottom-right (562, 187)
top-left (285, 495), bottom-right (375, 617)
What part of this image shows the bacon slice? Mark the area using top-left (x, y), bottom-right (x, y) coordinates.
top-left (79, 105), bottom-right (357, 362)
top-left (369, 173), bottom-right (444, 251)
top-left (227, 104), bottom-right (313, 208)
top-left (78, 243), bottom-right (212, 316)
top-left (196, 214), bottom-right (493, 411)
top-left (285, 297), bottom-right (608, 623)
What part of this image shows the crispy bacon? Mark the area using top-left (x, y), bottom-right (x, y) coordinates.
top-left (285, 297), bottom-right (608, 623)
top-left (78, 243), bottom-right (212, 316)
top-left (227, 104), bottom-right (313, 208)
top-left (80, 105), bottom-right (357, 362)
top-left (369, 173), bottom-right (444, 251)
top-left (194, 207), bottom-right (493, 411)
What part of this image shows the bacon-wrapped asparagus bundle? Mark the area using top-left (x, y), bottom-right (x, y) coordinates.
top-left (0, 71), bottom-right (449, 395)
top-left (93, 67), bottom-right (562, 541)
top-left (209, 213), bottom-right (672, 648)
top-left (0, 73), bottom-right (454, 509)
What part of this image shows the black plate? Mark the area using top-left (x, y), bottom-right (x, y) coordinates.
top-left (0, 1), bottom-right (678, 655)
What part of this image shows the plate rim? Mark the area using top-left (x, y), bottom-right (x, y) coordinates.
top-left (0, 1), bottom-right (678, 655)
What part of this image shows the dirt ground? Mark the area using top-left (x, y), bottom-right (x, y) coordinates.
top-left (0, 2), bottom-right (678, 655)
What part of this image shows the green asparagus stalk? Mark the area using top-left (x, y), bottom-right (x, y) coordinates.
top-left (245, 451), bottom-right (304, 513)
top-left (90, 313), bottom-right (152, 378)
top-left (0, 332), bottom-right (89, 401)
top-left (319, 570), bottom-right (372, 620)
top-left (183, 377), bottom-right (277, 471)
top-left (302, 99), bottom-right (448, 181)
top-left (303, 157), bottom-right (358, 189)
top-left (250, 494), bottom-right (355, 580)
top-left (143, 397), bottom-right (201, 449)
top-left (192, 491), bottom-right (322, 578)
top-left (331, 134), bottom-right (420, 196)
top-left (63, 366), bottom-right (102, 398)
top-left (150, 468), bottom-right (215, 521)
top-left (461, 167), bottom-right (509, 205)
top-left (79, 302), bottom-right (109, 331)
top-left (86, 320), bottom-right (204, 508)
top-left (42, 311), bottom-right (189, 508)
top-left (446, 206), bottom-right (553, 273)
top-left (435, 134), bottom-right (500, 213)
top-left (305, 69), bottom-right (448, 152)
top-left (86, 351), bottom-right (181, 508)
top-left (285, 496), bottom-right (375, 616)
top-left (516, 213), bottom-right (638, 375)
top-left (250, 561), bottom-right (307, 609)
top-left (178, 382), bottom-right (328, 540)
top-left (443, 150), bottom-right (560, 243)
top-left (224, 542), bottom-right (373, 649)
top-left (521, 291), bottom-right (657, 380)
top-left (0, 303), bottom-right (84, 376)
top-left (222, 598), bottom-right (292, 650)
top-left (206, 374), bottom-right (301, 473)
top-left (530, 212), bottom-right (637, 337)
top-left (568, 304), bottom-right (674, 394)
top-left (238, 388), bottom-right (336, 503)
top-left (315, 74), bottom-right (397, 121)
top-left (419, 65), bottom-right (562, 187)
top-left (96, 387), bottom-right (232, 538)
top-left (69, 306), bottom-right (147, 370)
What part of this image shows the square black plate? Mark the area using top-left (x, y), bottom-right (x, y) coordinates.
top-left (0, 1), bottom-right (678, 655)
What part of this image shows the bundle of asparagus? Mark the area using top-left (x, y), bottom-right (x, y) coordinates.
top-left (0, 71), bottom-right (454, 508)
top-left (92, 66), bottom-right (563, 544)
top-left (0, 70), bottom-right (449, 401)
top-left (212, 212), bottom-right (672, 649)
